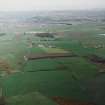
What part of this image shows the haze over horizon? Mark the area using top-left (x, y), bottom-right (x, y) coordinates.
top-left (0, 0), bottom-right (104, 11)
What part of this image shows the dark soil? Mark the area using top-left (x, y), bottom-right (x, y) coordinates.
top-left (84, 54), bottom-right (105, 64)
top-left (25, 53), bottom-right (77, 60)
top-left (52, 97), bottom-right (95, 105)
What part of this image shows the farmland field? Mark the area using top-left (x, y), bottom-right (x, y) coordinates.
top-left (41, 47), bottom-right (69, 53)
top-left (0, 11), bottom-right (105, 105)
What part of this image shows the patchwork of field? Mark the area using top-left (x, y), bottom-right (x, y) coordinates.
top-left (0, 19), bottom-right (105, 105)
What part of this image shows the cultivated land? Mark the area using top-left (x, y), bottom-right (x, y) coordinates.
top-left (0, 11), bottom-right (105, 105)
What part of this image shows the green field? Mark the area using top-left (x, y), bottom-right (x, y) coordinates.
top-left (0, 22), bottom-right (105, 105)
top-left (42, 47), bottom-right (69, 53)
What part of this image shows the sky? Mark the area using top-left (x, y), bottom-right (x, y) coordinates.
top-left (0, 0), bottom-right (104, 11)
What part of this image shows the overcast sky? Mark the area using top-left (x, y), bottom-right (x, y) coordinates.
top-left (0, 0), bottom-right (105, 11)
